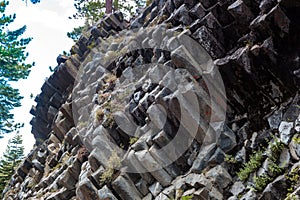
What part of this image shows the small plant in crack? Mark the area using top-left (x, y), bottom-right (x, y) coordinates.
top-left (129, 137), bottom-right (139, 145)
top-left (97, 92), bottom-right (110, 105)
top-left (225, 154), bottom-right (237, 164)
top-left (268, 136), bottom-right (285, 160)
top-left (104, 73), bottom-right (117, 84)
top-left (99, 151), bottom-right (121, 184)
top-left (285, 166), bottom-right (300, 199)
top-left (237, 150), bottom-right (264, 181)
top-left (253, 173), bottom-right (272, 192)
top-left (95, 108), bottom-right (105, 122)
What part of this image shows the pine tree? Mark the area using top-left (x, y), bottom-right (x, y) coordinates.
top-left (67, 0), bottom-right (146, 42)
top-left (0, 0), bottom-right (33, 136)
top-left (0, 134), bottom-right (24, 195)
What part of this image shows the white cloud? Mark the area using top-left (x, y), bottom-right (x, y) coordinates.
top-left (10, 2), bottom-right (80, 32)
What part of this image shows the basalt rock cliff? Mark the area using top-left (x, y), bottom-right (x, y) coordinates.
top-left (2, 0), bottom-right (300, 199)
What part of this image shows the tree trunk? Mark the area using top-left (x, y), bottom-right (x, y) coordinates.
top-left (113, 0), bottom-right (119, 11)
top-left (106, 0), bottom-right (113, 14)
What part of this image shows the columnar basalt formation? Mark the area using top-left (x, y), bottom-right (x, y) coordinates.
top-left (2, 0), bottom-right (300, 199)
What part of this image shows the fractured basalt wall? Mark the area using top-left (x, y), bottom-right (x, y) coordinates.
top-left (2, 0), bottom-right (300, 199)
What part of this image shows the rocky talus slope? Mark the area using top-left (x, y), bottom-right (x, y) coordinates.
top-left (2, 0), bottom-right (300, 199)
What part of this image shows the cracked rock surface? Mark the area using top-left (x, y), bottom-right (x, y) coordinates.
top-left (2, 0), bottom-right (300, 199)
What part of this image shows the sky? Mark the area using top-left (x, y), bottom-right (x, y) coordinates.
top-left (0, 0), bottom-right (83, 157)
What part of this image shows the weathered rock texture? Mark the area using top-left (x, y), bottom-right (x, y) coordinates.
top-left (2, 0), bottom-right (300, 199)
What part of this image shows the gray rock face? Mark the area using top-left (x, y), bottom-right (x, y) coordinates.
top-left (136, 179), bottom-right (149, 196)
top-left (149, 182), bottom-right (163, 196)
top-left (228, 0), bottom-right (254, 24)
top-left (279, 121), bottom-right (294, 144)
top-left (190, 3), bottom-right (206, 19)
top-left (259, 0), bottom-right (277, 14)
top-left (184, 173), bottom-right (210, 188)
top-left (192, 26), bottom-right (225, 59)
top-left (173, 4), bottom-right (193, 25)
top-left (260, 175), bottom-right (287, 200)
top-left (191, 143), bottom-right (217, 172)
top-left (76, 178), bottom-right (100, 200)
top-left (279, 148), bottom-right (290, 168)
top-left (45, 188), bottom-right (76, 200)
top-left (173, 0), bottom-right (184, 8)
top-left (206, 165), bottom-right (232, 190)
top-left (240, 190), bottom-right (257, 200)
top-left (267, 110), bottom-right (283, 130)
top-left (4, 0), bottom-right (300, 200)
top-left (230, 181), bottom-right (245, 196)
top-left (135, 150), bottom-right (173, 187)
top-left (58, 171), bottom-right (77, 190)
top-left (32, 159), bottom-right (44, 172)
top-left (112, 174), bottom-right (142, 200)
top-left (209, 186), bottom-right (223, 200)
top-left (98, 186), bottom-right (118, 200)
top-left (218, 125), bottom-right (237, 152)
top-left (295, 114), bottom-right (300, 132)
